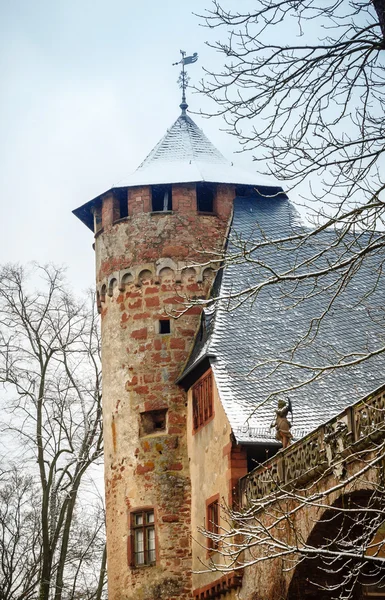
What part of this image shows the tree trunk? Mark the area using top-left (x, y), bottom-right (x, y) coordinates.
top-left (95, 544), bottom-right (107, 600)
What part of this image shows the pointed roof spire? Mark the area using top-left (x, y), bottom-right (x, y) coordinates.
top-left (116, 113), bottom-right (276, 188)
top-left (72, 60), bottom-right (279, 231)
top-left (116, 52), bottom-right (275, 187)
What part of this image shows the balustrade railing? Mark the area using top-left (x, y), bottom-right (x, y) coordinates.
top-left (239, 385), bottom-right (385, 506)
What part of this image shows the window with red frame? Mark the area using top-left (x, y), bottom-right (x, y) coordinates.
top-left (192, 370), bottom-right (213, 431)
top-left (207, 498), bottom-right (219, 551)
top-left (132, 510), bottom-right (156, 566)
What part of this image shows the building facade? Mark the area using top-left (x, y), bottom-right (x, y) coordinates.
top-left (74, 106), bottom-right (277, 599)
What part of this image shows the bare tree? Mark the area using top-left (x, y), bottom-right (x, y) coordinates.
top-left (188, 6), bottom-right (385, 597)
top-left (0, 265), bottom-right (106, 600)
top-left (200, 0), bottom-right (385, 210)
top-left (0, 468), bottom-right (41, 600)
top-left (191, 0), bottom-right (385, 393)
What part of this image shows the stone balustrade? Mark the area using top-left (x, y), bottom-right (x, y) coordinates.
top-left (239, 384), bottom-right (385, 505)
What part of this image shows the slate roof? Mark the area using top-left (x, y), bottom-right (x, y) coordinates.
top-left (181, 195), bottom-right (385, 444)
top-left (115, 113), bottom-right (276, 188)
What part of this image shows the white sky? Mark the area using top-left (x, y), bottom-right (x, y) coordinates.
top-left (0, 0), bottom-right (302, 295)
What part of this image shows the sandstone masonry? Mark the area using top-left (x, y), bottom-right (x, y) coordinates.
top-left (95, 183), bottom-right (233, 599)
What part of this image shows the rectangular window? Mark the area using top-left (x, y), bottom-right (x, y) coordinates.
top-left (132, 510), bottom-right (156, 566)
top-left (152, 184), bottom-right (172, 211)
top-left (119, 193), bottom-right (128, 219)
top-left (113, 188), bottom-right (128, 220)
top-left (197, 182), bottom-right (215, 213)
top-left (192, 370), bottom-right (213, 432)
top-left (206, 496), bottom-right (219, 552)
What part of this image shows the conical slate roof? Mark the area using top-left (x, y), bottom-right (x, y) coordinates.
top-left (115, 112), bottom-right (275, 188)
top-left (73, 110), bottom-right (279, 231)
top-left (138, 114), bottom-right (227, 167)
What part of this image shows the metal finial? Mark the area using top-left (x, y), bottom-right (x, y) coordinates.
top-left (172, 50), bottom-right (198, 115)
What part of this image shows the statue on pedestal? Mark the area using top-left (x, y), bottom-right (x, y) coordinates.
top-left (271, 398), bottom-right (293, 449)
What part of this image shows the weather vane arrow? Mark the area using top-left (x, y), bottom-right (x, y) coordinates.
top-left (172, 50), bottom-right (198, 114)
top-left (172, 51), bottom-right (198, 66)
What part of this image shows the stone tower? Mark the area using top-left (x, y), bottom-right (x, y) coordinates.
top-left (73, 104), bottom-right (264, 599)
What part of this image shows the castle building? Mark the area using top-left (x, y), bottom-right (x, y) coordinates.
top-left (73, 96), bottom-right (282, 599)
top-left (74, 98), bottom-right (384, 599)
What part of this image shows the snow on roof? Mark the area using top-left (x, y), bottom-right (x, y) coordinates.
top-left (115, 113), bottom-right (277, 188)
top-left (73, 110), bottom-right (280, 231)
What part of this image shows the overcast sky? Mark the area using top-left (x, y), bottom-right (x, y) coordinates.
top-left (0, 0), bottom-right (298, 294)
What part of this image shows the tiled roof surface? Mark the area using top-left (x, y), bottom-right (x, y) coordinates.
top-left (115, 113), bottom-right (277, 188)
top-left (183, 196), bottom-right (385, 444)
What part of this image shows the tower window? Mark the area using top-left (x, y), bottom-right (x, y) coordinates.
top-left (192, 370), bottom-right (214, 432)
top-left (114, 189), bottom-right (128, 220)
top-left (119, 194), bottom-right (128, 218)
top-left (93, 202), bottom-right (102, 233)
top-left (197, 183), bottom-right (215, 213)
top-left (206, 495), bottom-right (220, 552)
top-left (159, 319), bottom-right (171, 335)
top-left (151, 184), bottom-right (172, 212)
top-left (140, 409), bottom-right (168, 436)
top-left (132, 510), bottom-right (156, 566)
top-left (235, 185), bottom-right (253, 197)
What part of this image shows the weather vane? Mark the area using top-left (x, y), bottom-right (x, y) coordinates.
top-left (172, 50), bottom-right (198, 114)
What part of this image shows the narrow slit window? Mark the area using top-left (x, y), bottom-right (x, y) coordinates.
top-left (152, 185), bottom-right (172, 212)
top-left (93, 202), bottom-right (102, 233)
top-left (207, 498), bottom-right (219, 552)
top-left (119, 194), bottom-right (128, 218)
top-left (159, 319), bottom-right (171, 334)
top-left (197, 183), bottom-right (215, 213)
top-left (114, 189), bottom-right (128, 219)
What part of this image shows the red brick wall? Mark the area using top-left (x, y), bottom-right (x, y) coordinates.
top-left (102, 192), bottom-right (120, 228)
top-left (128, 186), bottom-right (151, 216)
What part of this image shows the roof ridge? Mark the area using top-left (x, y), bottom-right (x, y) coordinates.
top-left (184, 115), bottom-right (201, 163)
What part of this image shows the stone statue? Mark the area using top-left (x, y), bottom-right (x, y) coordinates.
top-left (271, 398), bottom-right (293, 449)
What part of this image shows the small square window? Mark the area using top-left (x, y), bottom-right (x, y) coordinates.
top-left (159, 319), bottom-right (171, 334)
top-left (140, 409), bottom-right (168, 436)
